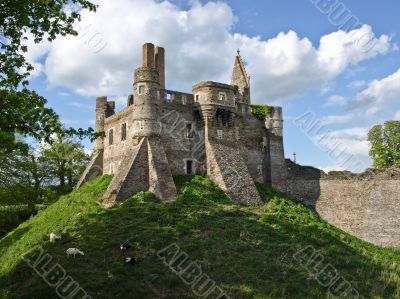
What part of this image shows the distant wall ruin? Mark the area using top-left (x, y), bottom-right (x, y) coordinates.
top-left (286, 160), bottom-right (400, 248)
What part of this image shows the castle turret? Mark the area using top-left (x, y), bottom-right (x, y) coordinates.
top-left (265, 106), bottom-right (283, 137)
top-left (132, 43), bottom-right (162, 139)
top-left (264, 107), bottom-right (287, 193)
top-left (94, 96), bottom-right (115, 150)
top-left (230, 49), bottom-right (250, 104)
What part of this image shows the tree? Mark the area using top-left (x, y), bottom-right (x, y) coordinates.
top-left (0, 0), bottom-right (97, 153)
top-left (368, 121), bottom-right (400, 168)
top-left (41, 132), bottom-right (90, 188)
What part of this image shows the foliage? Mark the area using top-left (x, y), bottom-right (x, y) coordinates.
top-left (0, 0), bottom-right (97, 89)
top-left (0, 0), bottom-right (97, 153)
top-left (41, 132), bottom-right (91, 187)
top-left (0, 131), bottom-right (90, 208)
top-left (0, 205), bottom-right (38, 238)
top-left (368, 121), bottom-right (400, 168)
top-left (1, 176), bottom-right (400, 298)
top-left (250, 105), bottom-right (273, 120)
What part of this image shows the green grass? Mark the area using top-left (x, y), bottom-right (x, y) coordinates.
top-left (0, 175), bottom-right (399, 298)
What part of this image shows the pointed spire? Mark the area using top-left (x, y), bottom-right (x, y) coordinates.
top-left (231, 49), bottom-right (250, 97)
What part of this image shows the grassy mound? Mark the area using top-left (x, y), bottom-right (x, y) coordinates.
top-left (0, 175), bottom-right (399, 298)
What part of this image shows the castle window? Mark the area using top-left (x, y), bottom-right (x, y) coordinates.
top-left (140, 120), bottom-right (144, 130)
top-left (108, 129), bottom-right (114, 145)
top-left (219, 92), bottom-right (227, 102)
top-left (186, 160), bottom-right (193, 175)
top-left (121, 123), bottom-right (127, 141)
top-left (186, 123), bottom-right (193, 138)
top-left (127, 95), bottom-right (134, 106)
top-left (257, 164), bottom-right (263, 174)
top-left (157, 90), bottom-right (160, 99)
top-left (110, 163), bottom-right (115, 174)
top-left (166, 93), bottom-right (172, 102)
top-left (195, 94), bottom-right (200, 102)
top-left (138, 84), bottom-right (145, 95)
top-left (217, 130), bottom-right (223, 139)
top-left (235, 127), bottom-right (239, 140)
top-left (182, 95), bottom-right (187, 105)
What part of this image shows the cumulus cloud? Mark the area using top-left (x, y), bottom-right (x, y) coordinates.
top-left (352, 69), bottom-right (400, 110)
top-left (320, 113), bottom-right (355, 125)
top-left (26, 0), bottom-right (392, 104)
top-left (347, 80), bottom-right (367, 89)
top-left (314, 127), bottom-right (370, 157)
top-left (324, 95), bottom-right (348, 107)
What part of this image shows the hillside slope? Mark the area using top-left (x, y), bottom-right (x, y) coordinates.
top-left (0, 175), bottom-right (399, 298)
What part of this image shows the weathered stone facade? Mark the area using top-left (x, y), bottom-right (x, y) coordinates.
top-left (78, 43), bottom-right (286, 207)
top-left (286, 160), bottom-right (400, 248)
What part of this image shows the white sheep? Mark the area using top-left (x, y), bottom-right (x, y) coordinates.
top-left (49, 233), bottom-right (61, 243)
top-left (66, 248), bottom-right (85, 258)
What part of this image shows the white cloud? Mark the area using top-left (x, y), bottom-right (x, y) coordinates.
top-left (320, 113), bottom-right (354, 125)
top-left (83, 147), bottom-right (92, 155)
top-left (26, 0), bottom-right (392, 104)
top-left (314, 127), bottom-right (369, 157)
top-left (324, 95), bottom-right (348, 107)
top-left (352, 69), bottom-right (400, 110)
top-left (347, 80), bottom-right (367, 89)
top-left (58, 92), bottom-right (71, 97)
top-left (319, 165), bottom-right (347, 173)
top-left (395, 111), bottom-right (400, 120)
top-left (23, 33), bottom-right (51, 78)
top-left (69, 101), bottom-right (94, 110)
top-left (62, 119), bottom-right (80, 125)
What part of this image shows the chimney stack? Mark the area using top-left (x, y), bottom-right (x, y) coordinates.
top-left (142, 43), bottom-right (155, 68)
top-left (155, 46), bottom-right (165, 89)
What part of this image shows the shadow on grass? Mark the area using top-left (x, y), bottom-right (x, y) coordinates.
top-left (0, 176), bottom-right (399, 298)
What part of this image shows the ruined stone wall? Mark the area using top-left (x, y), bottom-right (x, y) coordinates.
top-left (286, 160), bottom-right (400, 248)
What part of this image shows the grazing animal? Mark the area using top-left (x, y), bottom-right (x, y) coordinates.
top-left (125, 257), bottom-right (136, 265)
top-left (66, 248), bottom-right (84, 258)
top-left (49, 233), bottom-right (61, 243)
top-left (120, 244), bottom-right (132, 251)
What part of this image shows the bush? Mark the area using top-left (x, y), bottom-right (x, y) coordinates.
top-left (0, 205), bottom-right (38, 238)
top-left (250, 105), bottom-right (272, 120)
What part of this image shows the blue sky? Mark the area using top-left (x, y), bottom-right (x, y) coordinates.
top-left (26, 0), bottom-right (400, 172)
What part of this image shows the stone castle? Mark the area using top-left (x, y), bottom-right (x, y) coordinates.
top-left (78, 42), bottom-right (286, 207)
top-left (78, 42), bottom-right (400, 249)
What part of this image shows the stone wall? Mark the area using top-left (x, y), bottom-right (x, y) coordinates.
top-left (286, 160), bottom-right (400, 248)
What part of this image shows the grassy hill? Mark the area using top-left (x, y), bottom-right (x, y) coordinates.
top-left (0, 175), bottom-right (399, 298)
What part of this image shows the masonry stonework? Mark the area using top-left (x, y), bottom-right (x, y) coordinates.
top-left (78, 43), bottom-right (285, 206)
top-left (286, 160), bottom-right (400, 248)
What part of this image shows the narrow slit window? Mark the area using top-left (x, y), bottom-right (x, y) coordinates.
top-left (186, 160), bottom-right (193, 175)
top-left (109, 129), bottom-right (114, 145)
top-left (182, 95), bottom-right (187, 105)
top-left (217, 130), bottom-right (223, 139)
top-left (138, 85), bottom-right (144, 95)
top-left (186, 123), bottom-right (193, 138)
top-left (121, 123), bottom-right (127, 141)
